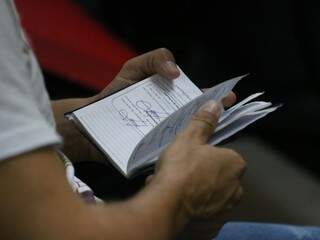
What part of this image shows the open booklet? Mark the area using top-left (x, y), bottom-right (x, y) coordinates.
top-left (65, 69), bottom-right (279, 178)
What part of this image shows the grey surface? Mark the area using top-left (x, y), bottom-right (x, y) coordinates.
top-left (224, 136), bottom-right (320, 226)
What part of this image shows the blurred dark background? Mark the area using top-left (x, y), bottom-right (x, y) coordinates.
top-left (16, 0), bottom-right (320, 223)
top-left (47, 0), bottom-right (320, 174)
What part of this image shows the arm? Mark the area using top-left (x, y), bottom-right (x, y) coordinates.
top-left (0, 147), bottom-right (187, 240)
top-left (0, 100), bottom-right (245, 240)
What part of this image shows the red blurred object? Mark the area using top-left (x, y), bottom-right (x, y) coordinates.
top-left (15, 0), bottom-right (137, 91)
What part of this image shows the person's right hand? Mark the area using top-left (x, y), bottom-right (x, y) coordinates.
top-left (153, 100), bottom-right (246, 229)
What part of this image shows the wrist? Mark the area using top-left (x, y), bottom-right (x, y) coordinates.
top-left (152, 171), bottom-right (191, 221)
top-left (132, 173), bottom-right (190, 238)
top-left (157, 167), bottom-right (193, 213)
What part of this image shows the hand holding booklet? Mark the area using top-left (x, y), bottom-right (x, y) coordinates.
top-left (65, 68), bottom-right (279, 178)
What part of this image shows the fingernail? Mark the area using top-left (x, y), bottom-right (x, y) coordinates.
top-left (199, 100), bottom-right (221, 114)
top-left (162, 61), bottom-right (180, 78)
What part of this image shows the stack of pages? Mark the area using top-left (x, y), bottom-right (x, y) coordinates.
top-left (66, 69), bottom-right (278, 177)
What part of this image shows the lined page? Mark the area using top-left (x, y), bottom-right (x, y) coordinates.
top-left (210, 107), bottom-right (279, 145)
top-left (72, 70), bottom-right (202, 175)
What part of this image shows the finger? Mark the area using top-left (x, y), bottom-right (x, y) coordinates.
top-left (180, 100), bottom-right (221, 145)
top-left (121, 48), bottom-right (180, 81)
top-left (221, 91), bottom-right (237, 108)
top-left (201, 90), bottom-right (237, 108)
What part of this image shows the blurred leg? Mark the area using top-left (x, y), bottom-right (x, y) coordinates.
top-left (225, 137), bottom-right (320, 225)
top-left (216, 222), bottom-right (320, 240)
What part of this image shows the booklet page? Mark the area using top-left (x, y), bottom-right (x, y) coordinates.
top-left (72, 71), bottom-right (202, 174)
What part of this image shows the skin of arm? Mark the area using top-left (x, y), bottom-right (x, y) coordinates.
top-left (0, 147), bottom-right (188, 240)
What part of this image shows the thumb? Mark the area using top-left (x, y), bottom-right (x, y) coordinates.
top-left (180, 100), bottom-right (221, 145)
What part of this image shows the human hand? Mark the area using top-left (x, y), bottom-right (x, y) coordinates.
top-left (84, 48), bottom-right (236, 166)
top-left (93, 48), bottom-right (236, 105)
top-left (152, 100), bottom-right (245, 236)
top-left (94, 48), bottom-right (180, 99)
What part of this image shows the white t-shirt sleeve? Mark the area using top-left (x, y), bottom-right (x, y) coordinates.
top-left (0, 1), bottom-right (62, 161)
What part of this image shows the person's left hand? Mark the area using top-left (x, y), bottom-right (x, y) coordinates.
top-left (93, 48), bottom-right (180, 100)
top-left (93, 48), bottom-right (236, 107)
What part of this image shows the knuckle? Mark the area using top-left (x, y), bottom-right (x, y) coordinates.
top-left (235, 154), bottom-right (246, 169)
top-left (221, 148), bottom-right (246, 169)
top-left (199, 149), bottom-right (218, 167)
top-left (230, 150), bottom-right (246, 172)
top-left (227, 149), bottom-right (243, 161)
top-left (122, 58), bottom-right (135, 70)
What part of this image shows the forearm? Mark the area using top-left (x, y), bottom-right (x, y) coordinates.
top-left (51, 97), bottom-right (105, 163)
top-left (45, 180), bottom-right (187, 240)
top-left (0, 148), bottom-right (188, 240)
top-left (65, 177), bottom-right (187, 240)
top-left (94, 176), bottom-right (187, 240)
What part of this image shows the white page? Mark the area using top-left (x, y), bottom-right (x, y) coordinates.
top-left (210, 106), bottom-right (279, 145)
top-left (219, 92), bottom-right (265, 122)
top-left (72, 70), bottom-right (202, 175)
top-left (127, 75), bottom-right (245, 173)
top-left (216, 101), bottom-right (272, 132)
